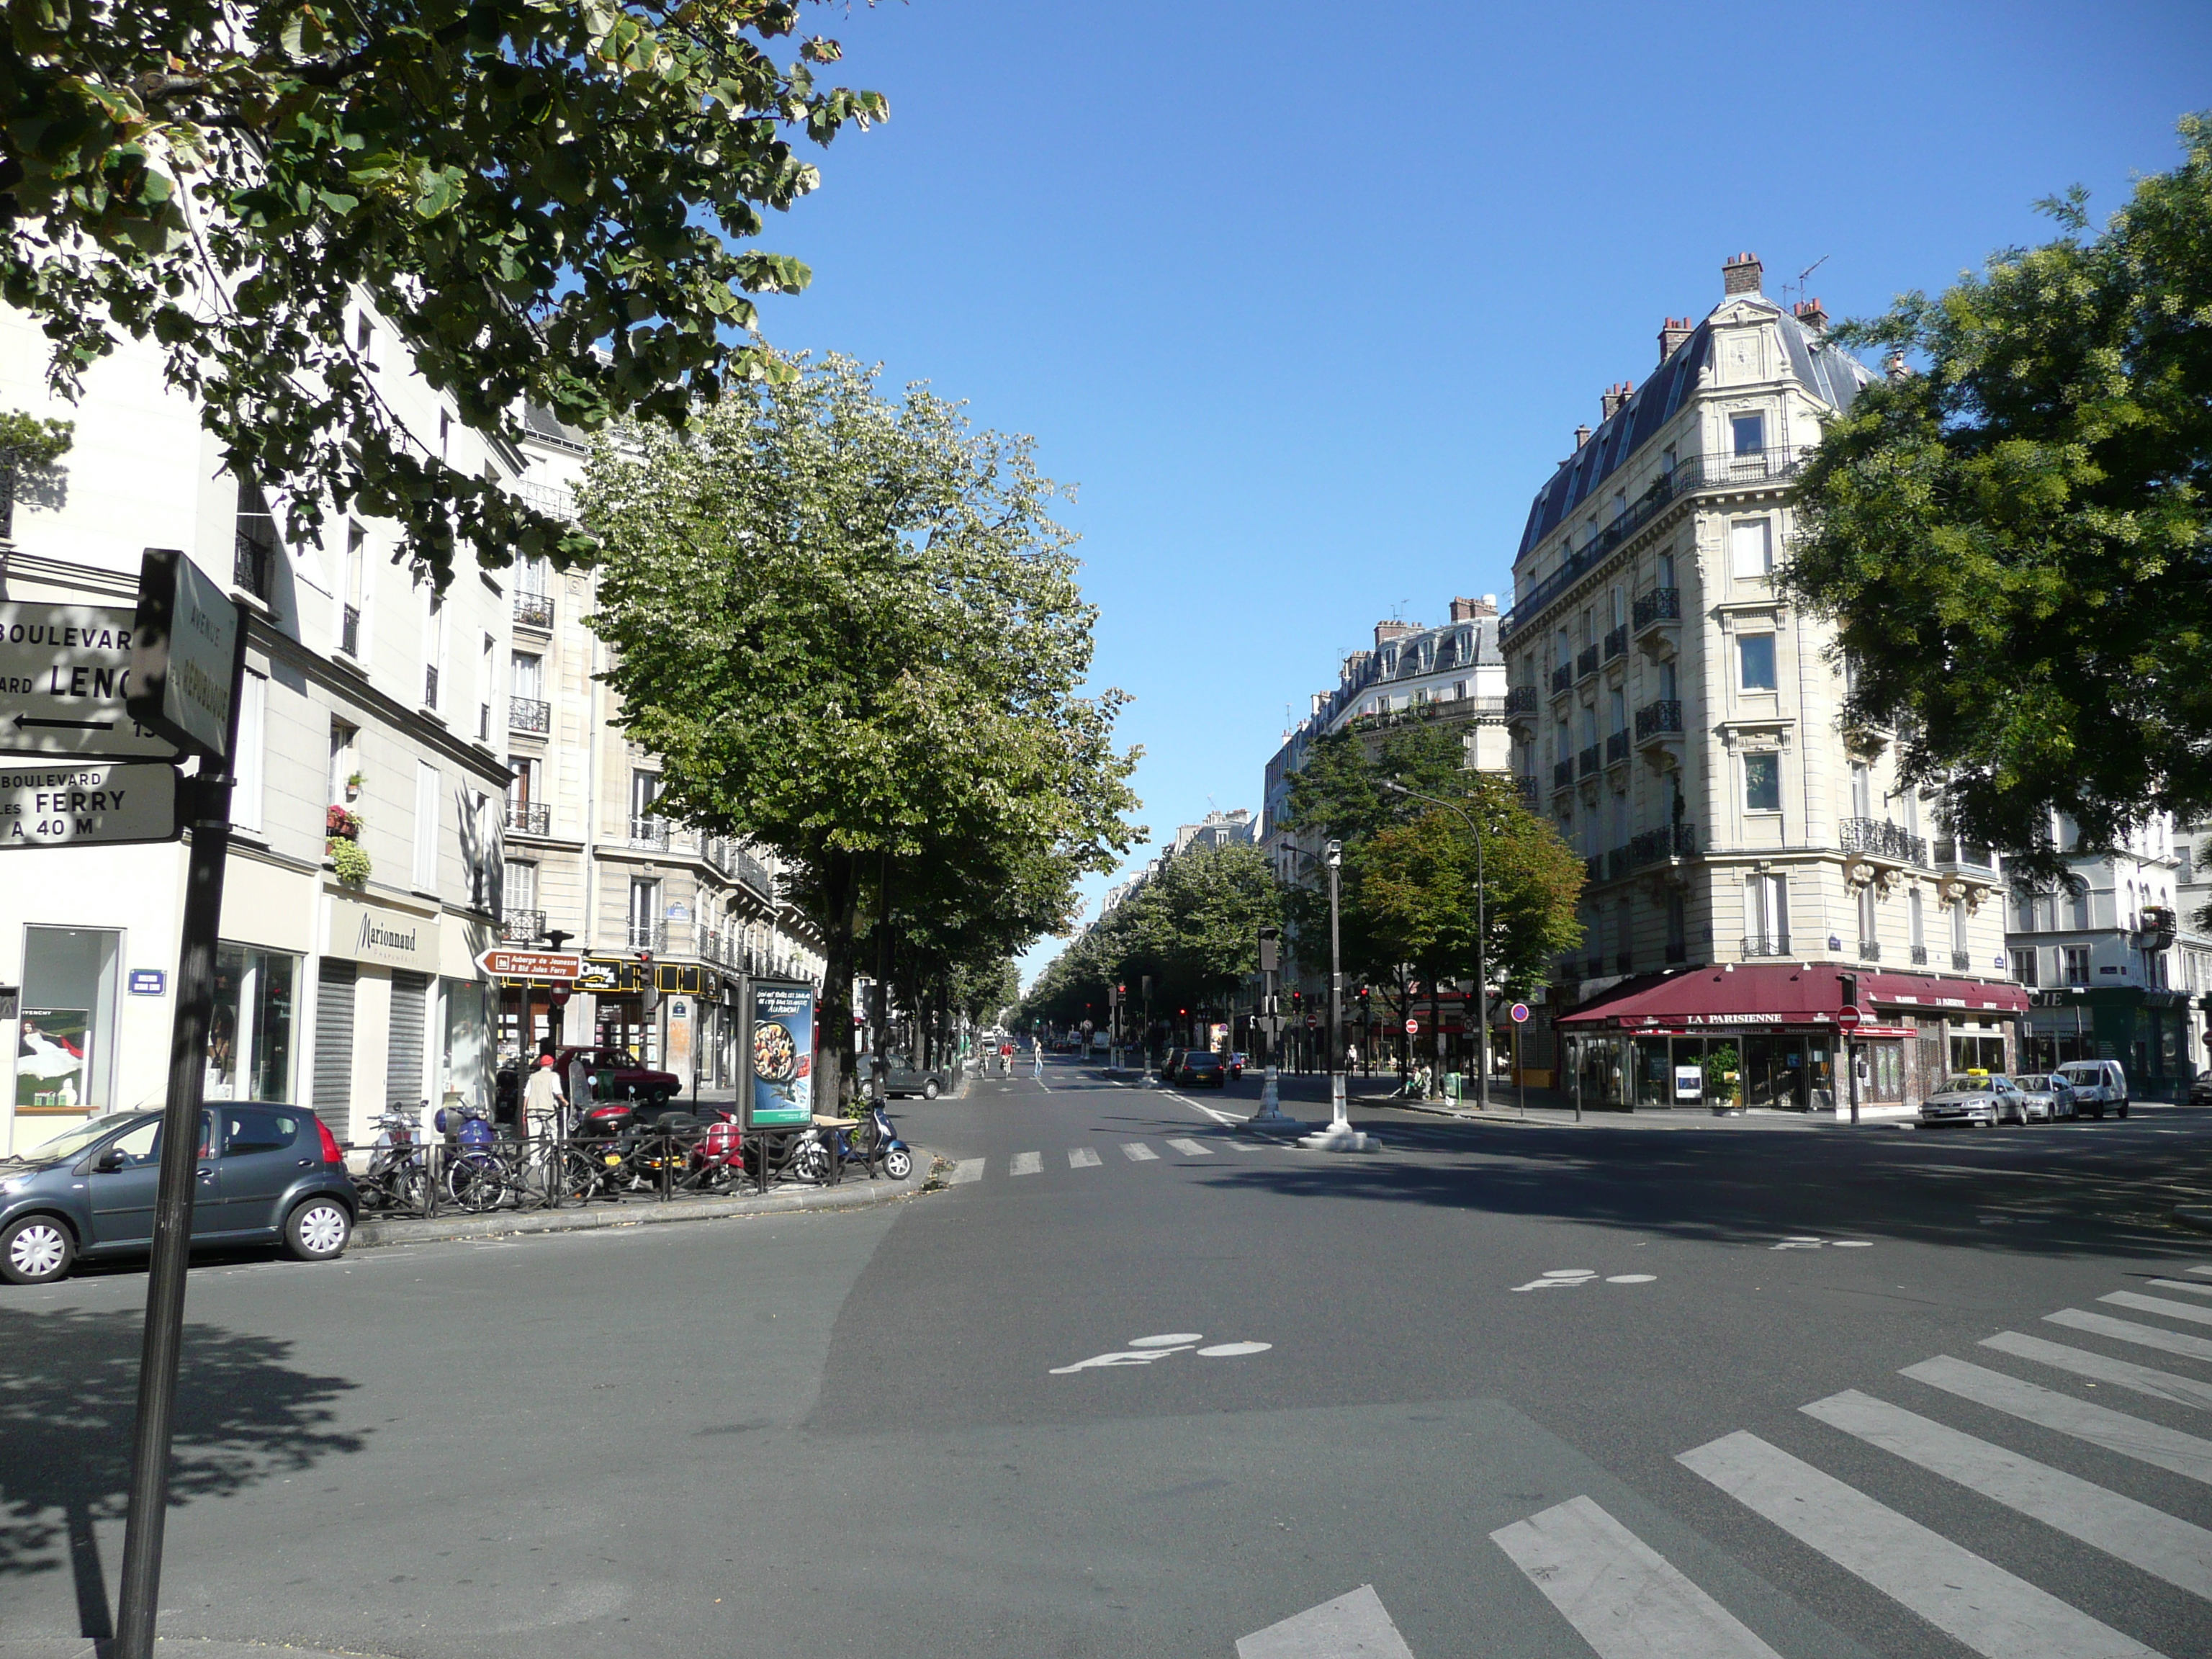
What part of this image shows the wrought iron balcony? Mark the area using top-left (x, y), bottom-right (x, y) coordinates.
top-left (1632, 587), bottom-right (1681, 631)
top-left (1933, 838), bottom-right (1996, 872)
top-left (1841, 818), bottom-right (1928, 864)
top-left (1742, 933), bottom-right (1792, 958)
top-left (1550, 663), bottom-right (1573, 696)
top-left (1910, 944), bottom-right (1929, 964)
top-left (1575, 644), bottom-right (1599, 680)
top-left (626, 920), bottom-right (668, 952)
top-left (423, 664), bottom-right (439, 709)
top-left (1578, 744), bottom-right (1601, 779)
top-left (1504, 683), bottom-right (1539, 714)
top-left (1584, 856), bottom-right (1604, 884)
top-left (513, 590), bottom-right (555, 630)
top-left (1635, 698), bottom-right (1683, 741)
top-left (233, 527), bottom-right (274, 600)
top-left (1605, 730), bottom-right (1629, 767)
top-left (1951, 950), bottom-right (1972, 971)
top-left (1602, 625), bottom-right (1627, 661)
top-left (1515, 775), bottom-right (1540, 806)
top-left (340, 603), bottom-right (360, 656)
top-left (629, 814), bottom-right (670, 850)
top-left (1552, 759), bottom-right (1575, 789)
top-left (1859, 940), bottom-right (1882, 961)
top-left (1622, 822), bottom-right (1697, 870)
top-left (501, 909), bottom-right (545, 944)
top-left (506, 801), bottom-right (550, 837)
top-left (510, 696), bottom-right (551, 734)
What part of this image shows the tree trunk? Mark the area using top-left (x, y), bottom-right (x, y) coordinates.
top-left (816, 848), bottom-right (861, 1114)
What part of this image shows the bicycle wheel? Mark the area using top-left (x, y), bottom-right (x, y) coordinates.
top-left (448, 1154), bottom-right (509, 1213)
top-left (555, 1146), bottom-right (603, 1202)
top-left (788, 1133), bottom-right (830, 1184)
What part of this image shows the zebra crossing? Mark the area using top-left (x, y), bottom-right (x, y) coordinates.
top-left (944, 1136), bottom-right (1259, 1187)
top-left (1493, 1262), bottom-right (2212, 1657)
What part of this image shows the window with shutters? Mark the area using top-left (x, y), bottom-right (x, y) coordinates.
top-left (413, 761), bottom-right (441, 891)
top-left (1730, 517), bottom-right (1773, 578)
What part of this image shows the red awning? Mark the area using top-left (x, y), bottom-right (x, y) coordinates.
top-left (1556, 963), bottom-right (2028, 1030)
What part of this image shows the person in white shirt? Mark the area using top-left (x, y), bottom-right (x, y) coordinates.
top-left (522, 1053), bottom-right (567, 1128)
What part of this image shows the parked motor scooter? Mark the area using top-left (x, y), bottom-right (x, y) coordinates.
top-left (833, 1100), bottom-right (914, 1180)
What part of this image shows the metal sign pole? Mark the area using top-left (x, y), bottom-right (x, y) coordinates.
top-left (113, 602), bottom-right (246, 1659)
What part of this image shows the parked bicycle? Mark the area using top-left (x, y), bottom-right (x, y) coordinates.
top-left (351, 1107), bottom-right (433, 1213)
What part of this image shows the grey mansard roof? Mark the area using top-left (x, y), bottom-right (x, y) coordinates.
top-left (1514, 302), bottom-right (1876, 560)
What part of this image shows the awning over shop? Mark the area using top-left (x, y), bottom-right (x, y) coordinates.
top-left (1556, 963), bottom-right (2028, 1030)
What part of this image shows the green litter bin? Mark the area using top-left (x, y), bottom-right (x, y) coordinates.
top-left (1444, 1071), bottom-right (1463, 1102)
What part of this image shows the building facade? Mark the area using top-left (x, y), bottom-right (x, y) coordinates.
top-left (1503, 254), bottom-right (2022, 1112)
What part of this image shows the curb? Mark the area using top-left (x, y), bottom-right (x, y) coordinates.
top-left (351, 1156), bottom-right (932, 1249)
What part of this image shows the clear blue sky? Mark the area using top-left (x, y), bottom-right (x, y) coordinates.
top-left (751, 0), bottom-right (2212, 986)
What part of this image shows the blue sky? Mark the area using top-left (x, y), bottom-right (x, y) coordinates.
top-left (750, 0), bottom-right (2212, 986)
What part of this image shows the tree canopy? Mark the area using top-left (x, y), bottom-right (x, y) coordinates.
top-left (583, 352), bottom-right (1141, 1104)
top-left (1, 0), bottom-right (885, 586)
top-left (1781, 114), bottom-right (2212, 878)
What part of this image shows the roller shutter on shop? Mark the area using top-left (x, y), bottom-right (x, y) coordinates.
top-left (313, 961), bottom-right (356, 1118)
top-left (387, 970), bottom-right (429, 1112)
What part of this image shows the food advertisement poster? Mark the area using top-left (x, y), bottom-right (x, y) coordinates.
top-left (749, 981), bottom-right (814, 1128)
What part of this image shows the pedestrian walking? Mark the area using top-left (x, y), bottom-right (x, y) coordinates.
top-left (1032, 1038), bottom-right (1044, 1081)
top-left (1346, 1040), bottom-right (1360, 1074)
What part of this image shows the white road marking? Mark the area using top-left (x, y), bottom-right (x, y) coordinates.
top-left (1130, 1332), bottom-right (1205, 1347)
top-left (1010, 1151), bottom-right (1042, 1177)
top-left (1606, 1274), bottom-right (1658, 1284)
top-left (1120, 1141), bottom-right (1158, 1161)
top-left (1048, 1346), bottom-right (1193, 1374)
top-left (1678, 1429), bottom-right (2159, 1658)
top-left (1236, 1584), bottom-right (1414, 1659)
top-left (1197, 1341), bottom-right (1270, 1357)
top-left (1068, 1146), bottom-right (1101, 1168)
top-left (2101, 1289), bottom-right (2212, 1327)
top-left (1162, 1088), bottom-right (1241, 1125)
top-left (1803, 1388), bottom-right (2212, 1599)
top-left (2145, 1276), bottom-right (2212, 1298)
top-left (1905, 1354), bottom-right (2212, 1483)
top-left (1491, 1494), bottom-right (1784, 1659)
top-left (1983, 1329), bottom-right (2212, 1413)
top-left (948, 1158), bottom-right (985, 1185)
top-left (2049, 1306), bottom-right (2212, 1363)
top-left (1166, 1137), bottom-right (1213, 1156)
top-left (2188, 1264), bottom-right (2212, 1278)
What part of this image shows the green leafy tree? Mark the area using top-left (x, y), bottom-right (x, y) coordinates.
top-left (583, 353), bottom-right (1141, 1107)
top-left (1, 1), bottom-right (886, 587)
top-left (1781, 115), bottom-right (2212, 878)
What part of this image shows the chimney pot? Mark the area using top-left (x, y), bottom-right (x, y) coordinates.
top-left (1599, 378), bottom-right (1637, 421)
top-left (1658, 316), bottom-right (1694, 365)
top-left (1722, 251), bottom-right (1764, 296)
top-left (1573, 422), bottom-right (1592, 449)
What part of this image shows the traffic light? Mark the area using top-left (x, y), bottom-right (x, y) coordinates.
top-left (1357, 984), bottom-right (1370, 1006)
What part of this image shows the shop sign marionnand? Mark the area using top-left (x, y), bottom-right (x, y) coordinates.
top-left (325, 894), bottom-right (442, 973)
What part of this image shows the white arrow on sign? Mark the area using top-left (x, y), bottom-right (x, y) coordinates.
top-left (0, 604), bottom-right (179, 759)
top-left (0, 760), bottom-right (178, 849)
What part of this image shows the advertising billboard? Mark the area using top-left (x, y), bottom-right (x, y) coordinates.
top-left (748, 979), bottom-right (815, 1128)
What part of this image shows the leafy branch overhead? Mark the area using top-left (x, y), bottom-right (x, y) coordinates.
top-left (0, 0), bottom-right (886, 587)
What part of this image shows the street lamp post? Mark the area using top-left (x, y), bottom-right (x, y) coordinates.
top-left (1382, 781), bottom-right (1491, 1112)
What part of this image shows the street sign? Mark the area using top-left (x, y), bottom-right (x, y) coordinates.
top-left (0, 760), bottom-right (178, 848)
top-left (129, 970), bottom-right (166, 995)
top-left (1509, 1002), bottom-right (1531, 1024)
top-left (1835, 1004), bottom-right (1863, 1033)
top-left (1405, 1017), bottom-right (1419, 1035)
top-left (127, 548), bottom-right (240, 759)
top-left (0, 603), bottom-right (179, 758)
top-left (475, 948), bottom-right (583, 981)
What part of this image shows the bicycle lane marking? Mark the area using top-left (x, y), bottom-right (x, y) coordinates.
top-left (1159, 1088), bottom-right (1241, 1127)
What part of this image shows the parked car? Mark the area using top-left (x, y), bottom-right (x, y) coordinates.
top-left (1920, 1072), bottom-right (2021, 1128)
top-left (861, 1054), bottom-right (949, 1100)
top-left (549, 1046), bottom-right (683, 1115)
top-left (2012, 1073), bottom-right (2075, 1122)
top-left (2054, 1058), bottom-right (2129, 1120)
top-left (2191, 1072), bottom-right (2212, 1105)
top-left (1177, 1050), bottom-right (1228, 1088)
top-left (0, 1105), bottom-right (356, 1285)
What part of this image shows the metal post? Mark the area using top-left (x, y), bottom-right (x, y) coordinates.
top-left (113, 619), bottom-right (247, 1659)
top-left (1848, 1033), bottom-right (1860, 1127)
top-left (1327, 847), bottom-right (1345, 1127)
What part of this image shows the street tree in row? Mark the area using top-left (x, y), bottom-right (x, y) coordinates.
top-left (1781, 115), bottom-right (2212, 880)
top-left (1, 0), bottom-right (886, 587)
top-left (585, 353), bottom-right (1141, 1108)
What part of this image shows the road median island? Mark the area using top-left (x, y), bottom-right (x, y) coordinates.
top-left (351, 1152), bottom-right (934, 1250)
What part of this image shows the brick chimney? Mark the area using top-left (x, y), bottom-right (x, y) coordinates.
top-left (1374, 619), bottom-right (1418, 650)
top-left (1722, 251), bottom-right (1763, 295)
top-left (1599, 379), bottom-right (1635, 420)
top-left (1793, 297), bottom-right (1829, 333)
top-left (1573, 423), bottom-right (1592, 449)
top-left (1448, 595), bottom-right (1498, 622)
top-left (1657, 316), bottom-right (1694, 364)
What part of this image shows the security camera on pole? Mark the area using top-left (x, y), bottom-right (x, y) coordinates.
top-left (1299, 839), bottom-right (1380, 1152)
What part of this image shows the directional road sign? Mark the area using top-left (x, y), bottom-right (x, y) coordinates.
top-left (0, 760), bottom-right (179, 848)
top-left (0, 603), bottom-right (179, 758)
top-left (475, 948), bottom-right (583, 982)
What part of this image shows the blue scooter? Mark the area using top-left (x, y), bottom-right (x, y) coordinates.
top-left (835, 1099), bottom-right (914, 1180)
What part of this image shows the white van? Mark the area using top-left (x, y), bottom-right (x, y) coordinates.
top-left (2054, 1058), bottom-right (2129, 1120)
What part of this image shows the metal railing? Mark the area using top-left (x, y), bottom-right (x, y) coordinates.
top-left (1951, 950), bottom-right (1972, 971)
top-left (1552, 759), bottom-right (1575, 789)
top-left (1576, 644), bottom-right (1599, 680)
top-left (1550, 663), bottom-right (1573, 695)
top-left (1605, 730), bottom-right (1629, 767)
top-left (1624, 822), bottom-right (1696, 868)
top-left (1859, 940), bottom-right (1882, 961)
top-left (1602, 624), bottom-right (1627, 662)
top-left (1632, 587), bottom-right (1681, 630)
top-left (1505, 684), bottom-right (1539, 714)
top-left (507, 801), bottom-right (550, 836)
top-left (501, 909), bottom-right (544, 943)
top-left (1578, 744), bottom-right (1601, 778)
top-left (1910, 944), bottom-right (1929, 964)
top-left (629, 815), bottom-right (670, 850)
top-left (701, 836), bottom-right (774, 896)
top-left (510, 696), bottom-right (550, 734)
top-left (1635, 698), bottom-right (1683, 740)
top-left (341, 604), bottom-right (360, 656)
top-left (626, 919), bottom-right (668, 951)
top-left (513, 591), bottom-right (555, 630)
top-left (1584, 856), bottom-right (1604, 884)
top-left (1742, 934), bottom-right (1791, 958)
top-left (1842, 818), bottom-right (1928, 864)
top-left (1515, 776), bottom-right (1539, 806)
top-left (1933, 838), bottom-right (1996, 871)
top-left (423, 664), bottom-right (440, 709)
top-left (233, 528), bottom-right (274, 599)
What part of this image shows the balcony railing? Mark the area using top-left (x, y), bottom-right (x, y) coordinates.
top-left (1933, 838), bottom-right (1996, 872)
top-left (1602, 624), bottom-right (1627, 662)
top-left (1578, 744), bottom-right (1600, 779)
top-left (510, 696), bottom-right (551, 734)
top-left (513, 590), bottom-right (555, 630)
top-left (1951, 950), bottom-right (1972, 971)
top-left (1550, 663), bottom-right (1573, 696)
top-left (1575, 644), bottom-right (1599, 680)
top-left (341, 604), bottom-right (360, 656)
top-left (1504, 684), bottom-right (1539, 714)
top-left (1742, 933), bottom-right (1791, 958)
top-left (1635, 698), bottom-right (1683, 741)
top-left (626, 920), bottom-right (668, 953)
top-left (1910, 944), bottom-right (1929, 965)
top-left (501, 909), bottom-right (545, 944)
top-left (1624, 822), bottom-right (1696, 869)
top-left (1841, 818), bottom-right (1928, 865)
top-left (423, 664), bottom-right (439, 709)
top-left (1632, 587), bottom-right (1681, 631)
top-left (233, 526), bottom-right (274, 600)
top-left (1552, 759), bottom-right (1575, 790)
top-left (1859, 940), bottom-right (1882, 961)
top-left (1604, 730), bottom-right (1629, 767)
top-left (506, 801), bottom-right (550, 837)
top-left (1515, 775), bottom-right (1540, 806)
top-left (629, 814), bottom-right (670, 850)
top-left (1584, 855), bottom-right (1604, 884)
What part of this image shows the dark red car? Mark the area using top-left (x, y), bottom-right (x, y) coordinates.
top-left (550, 1046), bottom-right (682, 1110)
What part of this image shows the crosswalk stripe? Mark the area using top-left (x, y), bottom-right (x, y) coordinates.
top-left (1490, 1495), bottom-right (1784, 1658)
top-left (2100, 1289), bottom-right (2212, 1327)
top-left (1678, 1429), bottom-right (2159, 1659)
top-left (1803, 1388), bottom-right (2212, 1601)
top-left (2049, 1306), bottom-right (2212, 1363)
top-left (948, 1158), bottom-right (984, 1185)
top-left (1984, 1330), bottom-right (2212, 1413)
top-left (1068, 1147), bottom-right (1101, 1169)
top-left (1902, 1354), bottom-right (2212, 1484)
top-left (1010, 1151), bottom-right (1042, 1177)
top-left (2145, 1276), bottom-right (2212, 1298)
top-left (1166, 1137), bottom-right (1213, 1156)
top-left (2188, 1265), bottom-right (2212, 1278)
top-left (1120, 1141), bottom-right (1157, 1161)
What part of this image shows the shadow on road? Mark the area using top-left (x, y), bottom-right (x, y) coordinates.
top-left (0, 1303), bottom-right (365, 1638)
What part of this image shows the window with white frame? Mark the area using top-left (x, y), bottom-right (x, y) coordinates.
top-left (1856, 884), bottom-right (1878, 952)
top-left (1731, 412), bottom-right (1766, 455)
top-left (1910, 888), bottom-right (1925, 953)
top-left (413, 760), bottom-right (441, 891)
top-left (1743, 752), bottom-right (1781, 814)
top-left (1730, 518), bottom-right (1774, 578)
top-left (2012, 948), bottom-right (2038, 986)
top-left (1737, 632), bottom-right (1777, 691)
top-left (2063, 945), bottom-right (2091, 984)
top-left (229, 670), bottom-right (267, 833)
top-left (1747, 873), bottom-right (1788, 952)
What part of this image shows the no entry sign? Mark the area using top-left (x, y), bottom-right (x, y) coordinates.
top-left (1835, 1004), bottom-right (1863, 1033)
top-left (1404, 1017), bottom-right (1419, 1035)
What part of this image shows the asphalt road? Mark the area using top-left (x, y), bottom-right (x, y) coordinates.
top-left (5, 1061), bottom-right (2212, 1658)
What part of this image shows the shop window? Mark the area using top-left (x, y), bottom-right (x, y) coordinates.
top-left (205, 945), bottom-right (297, 1103)
top-left (1948, 1033), bottom-right (2005, 1072)
top-left (15, 927), bottom-right (121, 1115)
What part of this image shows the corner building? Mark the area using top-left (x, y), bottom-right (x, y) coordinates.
top-left (1501, 254), bottom-right (2022, 1114)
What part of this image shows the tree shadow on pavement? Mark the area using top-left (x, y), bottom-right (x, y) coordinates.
top-left (0, 1303), bottom-right (365, 1638)
top-left (1201, 1113), bottom-right (2212, 1262)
